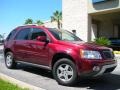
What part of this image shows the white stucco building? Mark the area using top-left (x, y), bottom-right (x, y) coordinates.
top-left (62, 0), bottom-right (120, 41)
top-left (43, 20), bottom-right (58, 28)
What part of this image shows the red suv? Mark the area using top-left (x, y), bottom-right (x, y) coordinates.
top-left (4, 25), bottom-right (117, 86)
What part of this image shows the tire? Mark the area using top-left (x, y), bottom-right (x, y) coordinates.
top-left (53, 58), bottom-right (78, 86)
top-left (5, 52), bottom-right (16, 69)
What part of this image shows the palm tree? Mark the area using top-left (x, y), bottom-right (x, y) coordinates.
top-left (36, 20), bottom-right (44, 25)
top-left (51, 11), bottom-right (62, 29)
top-left (24, 18), bottom-right (33, 24)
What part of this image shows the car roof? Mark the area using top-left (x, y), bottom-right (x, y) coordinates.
top-left (15, 24), bottom-right (47, 30)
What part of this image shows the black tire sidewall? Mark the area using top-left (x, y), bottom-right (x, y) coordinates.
top-left (53, 58), bottom-right (78, 86)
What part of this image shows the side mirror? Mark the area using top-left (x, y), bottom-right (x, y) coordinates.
top-left (36, 36), bottom-right (47, 42)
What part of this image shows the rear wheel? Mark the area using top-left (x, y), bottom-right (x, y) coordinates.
top-left (53, 58), bottom-right (78, 86)
top-left (5, 52), bottom-right (16, 69)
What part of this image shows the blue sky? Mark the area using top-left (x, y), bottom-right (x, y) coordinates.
top-left (0, 0), bottom-right (62, 36)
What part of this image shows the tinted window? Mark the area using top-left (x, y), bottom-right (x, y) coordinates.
top-left (6, 30), bottom-right (17, 40)
top-left (15, 28), bottom-right (30, 40)
top-left (31, 28), bottom-right (46, 40)
top-left (48, 29), bottom-right (61, 40)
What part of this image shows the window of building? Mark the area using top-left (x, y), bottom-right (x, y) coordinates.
top-left (93, 0), bottom-right (105, 3)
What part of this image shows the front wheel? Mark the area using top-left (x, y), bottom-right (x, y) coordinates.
top-left (53, 58), bottom-right (78, 86)
top-left (5, 52), bottom-right (16, 69)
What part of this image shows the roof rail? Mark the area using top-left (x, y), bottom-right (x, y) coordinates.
top-left (15, 24), bottom-right (46, 29)
top-left (20, 24), bottom-right (38, 27)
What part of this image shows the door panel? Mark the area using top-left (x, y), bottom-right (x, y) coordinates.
top-left (14, 40), bottom-right (29, 61)
top-left (26, 40), bottom-right (49, 66)
top-left (24, 28), bottom-right (50, 66)
top-left (13, 28), bottom-right (31, 61)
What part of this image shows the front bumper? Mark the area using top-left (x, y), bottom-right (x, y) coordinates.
top-left (94, 63), bottom-right (117, 76)
top-left (78, 59), bottom-right (117, 77)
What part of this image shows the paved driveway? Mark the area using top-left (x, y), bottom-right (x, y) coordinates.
top-left (0, 51), bottom-right (120, 90)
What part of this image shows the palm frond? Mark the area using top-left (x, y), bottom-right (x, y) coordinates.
top-left (51, 10), bottom-right (62, 29)
top-left (51, 16), bottom-right (56, 22)
top-left (24, 18), bottom-right (33, 24)
top-left (36, 20), bottom-right (44, 25)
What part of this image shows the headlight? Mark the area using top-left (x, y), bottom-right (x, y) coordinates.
top-left (80, 50), bottom-right (102, 59)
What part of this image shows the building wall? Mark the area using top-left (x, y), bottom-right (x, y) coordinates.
top-left (62, 0), bottom-right (120, 42)
top-left (62, 0), bottom-right (89, 41)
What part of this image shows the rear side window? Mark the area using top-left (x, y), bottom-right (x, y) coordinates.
top-left (31, 28), bottom-right (46, 40)
top-left (15, 28), bottom-right (30, 40)
top-left (6, 30), bottom-right (17, 41)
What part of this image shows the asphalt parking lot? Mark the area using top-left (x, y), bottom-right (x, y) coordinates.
top-left (0, 46), bottom-right (120, 90)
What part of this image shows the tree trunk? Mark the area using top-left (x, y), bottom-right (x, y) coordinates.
top-left (58, 20), bottom-right (60, 29)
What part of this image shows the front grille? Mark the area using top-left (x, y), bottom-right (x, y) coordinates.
top-left (102, 50), bottom-right (114, 59)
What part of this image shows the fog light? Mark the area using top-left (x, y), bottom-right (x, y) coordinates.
top-left (93, 66), bottom-right (100, 71)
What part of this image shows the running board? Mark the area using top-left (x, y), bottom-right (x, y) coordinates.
top-left (16, 61), bottom-right (51, 70)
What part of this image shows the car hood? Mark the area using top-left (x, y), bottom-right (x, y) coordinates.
top-left (58, 41), bottom-right (110, 50)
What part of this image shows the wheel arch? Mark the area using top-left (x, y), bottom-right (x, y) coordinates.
top-left (4, 48), bottom-right (13, 56)
top-left (51, 53), bottom-right (76, 69)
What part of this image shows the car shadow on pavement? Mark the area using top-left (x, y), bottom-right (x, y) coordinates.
top-left (17, 63), bottom-right (53, 79)
top-left (16, 64), bottom-right (120, 90)
top-left (75, 74), bottom-right (120, 90)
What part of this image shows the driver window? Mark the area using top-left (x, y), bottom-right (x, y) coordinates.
top-left (31, 28), bottom-right (46, 40)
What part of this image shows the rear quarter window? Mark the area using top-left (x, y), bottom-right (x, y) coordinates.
top-left (6, 30), bottom-right (17, 41)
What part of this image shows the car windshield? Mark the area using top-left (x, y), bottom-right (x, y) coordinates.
top-left (48, 28), bottom-right (82, 41)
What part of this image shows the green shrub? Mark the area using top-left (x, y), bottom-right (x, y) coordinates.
top-left (94, 37), bottom-right (111, 46)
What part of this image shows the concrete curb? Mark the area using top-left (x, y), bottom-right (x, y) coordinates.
top-left (0, 73), bottom-right (45, 90)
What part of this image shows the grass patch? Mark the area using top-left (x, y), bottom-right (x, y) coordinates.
top-left (0, 78), bottom-right (29, 90)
